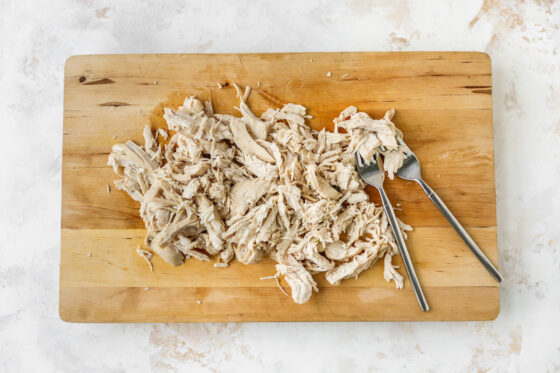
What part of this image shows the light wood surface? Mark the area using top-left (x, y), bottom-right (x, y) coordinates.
top-left (61, 52), bottom-right (499, 322)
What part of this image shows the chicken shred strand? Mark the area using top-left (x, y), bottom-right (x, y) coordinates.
top-left (136, 246), bottom-right (154, 272)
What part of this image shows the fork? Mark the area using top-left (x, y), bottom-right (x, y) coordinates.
top-left (393, 137), bottom-right (503, 283)
top-left (355, 151), bottom-right (429, 312)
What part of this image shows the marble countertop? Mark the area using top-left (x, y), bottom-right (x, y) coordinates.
top-left (1, 0), bottom-right (559, 371)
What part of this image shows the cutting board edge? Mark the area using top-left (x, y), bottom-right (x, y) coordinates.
top-left (64, 51), bottom-right (492, 70)
top-left (58, 285), bottom-right (500, 323)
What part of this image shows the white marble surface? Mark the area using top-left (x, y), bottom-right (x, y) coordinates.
top-left (1, 0), bottom-right (559, 371)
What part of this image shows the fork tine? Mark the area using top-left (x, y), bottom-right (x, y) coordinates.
top-left (397, 137), bottom-right (412, 153)
top-left (355, 151), bottom-right (364, 167)
top-left (374, 151), bottom-right (383, 168)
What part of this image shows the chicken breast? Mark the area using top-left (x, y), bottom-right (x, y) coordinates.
top-left (108, 84), bottom-right (410, 304)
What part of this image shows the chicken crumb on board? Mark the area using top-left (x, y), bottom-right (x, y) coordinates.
top-left (341, 73), bottom-right (349, 78)
top-left (106, 184), bottom-right (111, 193)
top-left (326, 71), bottom-right (332, 77)
top-left (88, 251), bottom-right (92, 257)
top-left (108, 84), bottom-right (411, 304)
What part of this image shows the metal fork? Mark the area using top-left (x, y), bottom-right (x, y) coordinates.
top-left (355, 151), bottom-right (429, 312)
top-left (394, 137), bottom-right (503, 283)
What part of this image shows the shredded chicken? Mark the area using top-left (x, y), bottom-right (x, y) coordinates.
top-left (157, 128), bottom-right (168, 140)
top-left (108, 85), bottom-right (410, 304)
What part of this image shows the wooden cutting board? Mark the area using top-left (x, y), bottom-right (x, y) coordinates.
top-left (60, 52), bottom-right (499, 322)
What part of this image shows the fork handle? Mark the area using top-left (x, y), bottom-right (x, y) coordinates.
top-left (417, 179), bottom-right (503, 283)
top-left (379, 187), bottom-right (429, 312)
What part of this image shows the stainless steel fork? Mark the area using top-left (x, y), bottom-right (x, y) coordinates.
top-left (355, 151), bottom-right (429, 312)
top-left (394, 137), bottom-right (503, 283)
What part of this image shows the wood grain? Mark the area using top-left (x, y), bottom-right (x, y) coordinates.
top-left (60, 286), bottom-right (498, 322)
top-left (60, 227), bottom-right (498, 288)
top-left (61, 52), bottom-right (499, 322)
